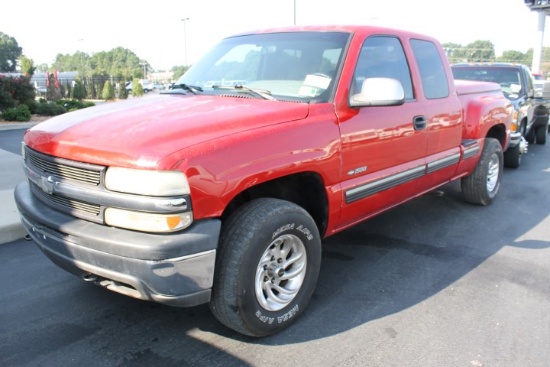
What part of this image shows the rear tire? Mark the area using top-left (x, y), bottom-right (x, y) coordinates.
top-left (461, 138), bottom-right (503, 206)
top-left (209, 198), bottom-right (322, 337)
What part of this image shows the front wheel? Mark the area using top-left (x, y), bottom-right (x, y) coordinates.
top-left (209, 198), bottom-right (322, 337)
top-left (536, 125), bottom-right (547, 145)
top-left (461, 138), bottom-right (503, 206)
top-left (503, 142), bottom-right (521, 169)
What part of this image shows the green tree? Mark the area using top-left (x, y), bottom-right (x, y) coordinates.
top-left (52, 48), bottom-right (144, 80)
top-left (72, 79), bottom-right (86, 100)
top-left (464, 40), bottom-right (495, 62)
top-left (0, 32), bottom-right (23, 72)
top-left (497, 50), bottom-right (528, 64)
top-left (101, 80), bottom-right (115, 100)
top-left (132, 78), bottom-right (144, 97)
top-left (19, 55), bottom-right (36, 76)
top-left (172, 65), bottom-right (190, 80)
top-left (442, 42), bottom-right (467, 64)
top-left (118, 81), bottom-right (128, 99)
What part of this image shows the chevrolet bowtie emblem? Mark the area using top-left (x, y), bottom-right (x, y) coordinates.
top-left (39, 175), bottom-right (55, 195)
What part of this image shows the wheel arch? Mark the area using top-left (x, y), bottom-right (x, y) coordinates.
top-left (486, 122), bottom-right (507, 149)
top-left (221, 172), bottom-right (329, 237)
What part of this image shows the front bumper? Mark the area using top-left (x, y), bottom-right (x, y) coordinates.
top-left (507, 131), bottom-right (528, 154)
top-left (15, 181), bottom-right (221, 307)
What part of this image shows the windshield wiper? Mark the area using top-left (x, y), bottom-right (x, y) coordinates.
top-left (165, 83), bottom-right (203, 95)
top-left (212, 85), bottom-right (275, 100)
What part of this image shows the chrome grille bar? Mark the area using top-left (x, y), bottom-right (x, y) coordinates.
top-left (26, 147), bottom-right (102, 185)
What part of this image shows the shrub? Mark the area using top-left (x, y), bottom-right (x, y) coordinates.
top-left (72, 80), bottom-right (86, 100)
top-left (36, 102), bottom-right (66, 116)
top-left (132, 78), bottom-right (144, 97)
top-left (101, 80), bottom-right (115, 100)
top-left (27, 100), bottom-right (38, 114)
top-left (1, 104), bottom-right (31, 121)
top-left (55, 99), bottom-right (94, 111)
top-left (0, 74), bottom-right (35, 110)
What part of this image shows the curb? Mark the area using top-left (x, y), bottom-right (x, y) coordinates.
top-left (0, 189), bottom-right (26, 245)
top-left (0, 122), bottom-right (37, 131)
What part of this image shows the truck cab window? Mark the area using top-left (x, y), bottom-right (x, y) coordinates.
top-left (410, 39), bottom-right (449, 99)
top-left (353, 36), bottom-right (413, 100)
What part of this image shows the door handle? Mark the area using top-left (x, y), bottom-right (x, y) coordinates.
top-left (413, 115), bottom-right (427, 130)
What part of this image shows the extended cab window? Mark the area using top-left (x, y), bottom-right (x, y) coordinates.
top-left (410, 39), bottom-right (449, 99)
top-left (352, 36), bottom-right (413, 100)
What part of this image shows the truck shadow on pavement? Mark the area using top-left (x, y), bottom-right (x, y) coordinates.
top-left (256, 144), bottom-right (550, 345)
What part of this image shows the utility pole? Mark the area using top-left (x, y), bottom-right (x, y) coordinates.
top-left (139, 61), bottom-right (147, 79)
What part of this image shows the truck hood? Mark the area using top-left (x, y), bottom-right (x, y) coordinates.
top-left (24, 94), bottom-right (310, 168)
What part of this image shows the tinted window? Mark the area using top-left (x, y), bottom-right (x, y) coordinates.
top-left (352, 36), bottom-right (413, 100)
top-left (410, 39), bottom-right (449, 99)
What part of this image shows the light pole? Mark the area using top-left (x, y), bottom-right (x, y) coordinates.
top-left (293, 0), bottom-right (296, 25)
top-left (181, 17), bottom-right (190, 67)
top-left (77, 38), bottom-right (85, 77)
top-left (139, 61), bottom-right (147, 79)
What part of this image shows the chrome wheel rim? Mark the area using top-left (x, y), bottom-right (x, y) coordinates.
top-left (255, 234), bottom-right (307, 311)
top-left (487, 153), bottom-right (500, 192)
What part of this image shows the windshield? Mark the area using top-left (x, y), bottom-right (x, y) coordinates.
top-left (173, 31), bottom-right (350, 103)
top-left (452, 66), bottom-right (523, 101)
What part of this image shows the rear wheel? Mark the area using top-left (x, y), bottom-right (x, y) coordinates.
top-left (461, 138), bottom-right (503, 206)
top-left (209, 198), bottom-right (322, 337)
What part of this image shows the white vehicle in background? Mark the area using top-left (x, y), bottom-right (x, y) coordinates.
top-left (126, 79), bottom-right (155, 93)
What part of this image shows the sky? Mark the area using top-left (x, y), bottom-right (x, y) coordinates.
top-left (1, 0), bottom-right (549, 71)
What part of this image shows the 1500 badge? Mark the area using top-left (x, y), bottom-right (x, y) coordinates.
top-left (347, 166), bottom-right (367, 176)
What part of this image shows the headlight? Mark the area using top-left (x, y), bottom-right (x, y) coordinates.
top-left (105, 208), bottom-right (193, 232)
top-left (105, 167), bottom-right (189, 196)
top-left (510, 110), bottom-right (519, 132)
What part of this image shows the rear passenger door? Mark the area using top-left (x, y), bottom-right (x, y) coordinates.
top-left (410, 39), bottom-right (462, 186)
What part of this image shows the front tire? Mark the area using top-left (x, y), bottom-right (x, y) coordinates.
top-left (503, 142), bottom-right (521, 168)
top-left (536, 125), bottom-right (547, 145)
top-left (209, 198), bottom-right (322, 337)
top-left (461, 138), bottom-right (503, 206)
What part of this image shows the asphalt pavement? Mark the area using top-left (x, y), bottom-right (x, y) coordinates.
top-left (0, 122), bottom-right (36, 244)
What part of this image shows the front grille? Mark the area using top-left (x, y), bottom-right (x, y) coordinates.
top-left (25, 147), bottom-right (105, 222)
top-left (30, 181), bottom-right (101, 216)
top-left (26, 147), bottom-right (102, 185)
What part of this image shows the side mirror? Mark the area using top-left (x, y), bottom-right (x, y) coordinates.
top-left (349, 78), bottom-right (405, 107)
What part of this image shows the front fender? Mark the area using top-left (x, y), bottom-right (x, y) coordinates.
top-left (158, 106), bottom-right (342, 220)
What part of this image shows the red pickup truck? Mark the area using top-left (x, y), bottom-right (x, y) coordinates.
top-left (15, 25), bottom-right (513, 337)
